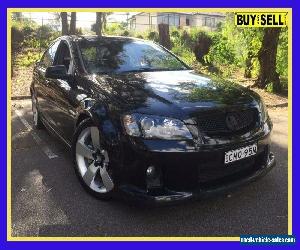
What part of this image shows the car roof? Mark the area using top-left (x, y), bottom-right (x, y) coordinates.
top-left (65, 35), bottom-right (142, 43)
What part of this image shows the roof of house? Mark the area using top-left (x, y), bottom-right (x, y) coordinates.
top-left (129, 12), bottom-right (226, 20)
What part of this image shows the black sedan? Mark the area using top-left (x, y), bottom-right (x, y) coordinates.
top-left (30, 35), bottom-right (275, 204)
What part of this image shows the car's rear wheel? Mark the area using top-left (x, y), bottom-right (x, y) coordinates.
top-left (31, 93), bottom-right (44, 129)
top-left (72, 119), bottom-right (115, 200)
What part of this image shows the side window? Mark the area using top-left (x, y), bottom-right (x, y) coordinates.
top-left (55, 42), bottom-right (72, 73)
top-left (40, 40), bottom-right (61, 68)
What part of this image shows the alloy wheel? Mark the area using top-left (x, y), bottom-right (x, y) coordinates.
top-left (75, 126), bottom-right (114, 193)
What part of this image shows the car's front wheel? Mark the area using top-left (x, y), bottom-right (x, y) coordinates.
top-left (72, 119), bottom-right (115, 200)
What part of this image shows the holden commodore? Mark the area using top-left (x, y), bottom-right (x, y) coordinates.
top-left (30, 35), bottom-right (275, 203)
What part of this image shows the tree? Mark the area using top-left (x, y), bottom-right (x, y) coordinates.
top-left (193, 32), bottom-right (212, 65)
top-left (92, 13), bottom-right (111, 36)
top-left (69, 12), bottom-right (76, 35)
top-left (95, 12), bottom-right (103, 36)
top-left (11, 26), bottom-right (24, 77)
top-left (255, 28), bottom-right (281, 92)
top-left (60, 12), bottom-right (69, 35)
top-left (158, 23), bottom-right (171, 50)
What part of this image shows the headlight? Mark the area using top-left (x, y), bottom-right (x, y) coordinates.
top-left (259, 98), bottom-right (268, 123)
top-left (122, 114), bottom-right (193, 140)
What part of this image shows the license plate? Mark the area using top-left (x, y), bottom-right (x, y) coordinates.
top-left (224, 143), bottom-right (257, 164)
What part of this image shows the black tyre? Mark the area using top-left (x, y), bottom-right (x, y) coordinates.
top-left (31, 93), bottom-right (44, 129)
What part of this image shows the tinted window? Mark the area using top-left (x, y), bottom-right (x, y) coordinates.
top-left (79, 39), bottom-right (188, 74)
top-left (55, 42), bottom-right (71, 72)
top-left (40, 40), bottom-right (60, 68)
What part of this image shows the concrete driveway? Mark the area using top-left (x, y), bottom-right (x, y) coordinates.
top-left (10, 100), bottom-right (288, 237)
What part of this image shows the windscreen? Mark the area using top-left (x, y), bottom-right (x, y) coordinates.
top-left (78, 39), bottom-right (188, 74)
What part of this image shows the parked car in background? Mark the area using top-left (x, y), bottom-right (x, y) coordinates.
top-left (30, 35), bottom-right (275, 204)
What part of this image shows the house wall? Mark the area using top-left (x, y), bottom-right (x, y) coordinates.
top-left (130, 13), bottom-right (157, 32)
top-left (192, 14), bottom-right (225, 30)
top-left (157, 13), bottom-right (180, 27)
top-left (129, 13), bottom-right (225, 32)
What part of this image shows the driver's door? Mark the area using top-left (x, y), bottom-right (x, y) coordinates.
top-left (34, 40), bottom-right (61, 127)
top-left (45, 40), bottom-right (77, 142)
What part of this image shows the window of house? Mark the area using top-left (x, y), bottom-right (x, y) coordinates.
top-left (130, 18), bottom-right (136, 29)
top-left (204, 17), bottom-right (216, 27)
top-left (204, 17), bottom-right (211, 27)
top-left (212, 18), bottom-right (216, 27)
top-left (186, 18), bottom-right (190, 26)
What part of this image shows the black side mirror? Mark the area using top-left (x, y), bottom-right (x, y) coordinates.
top-left (45, 65), bottom-right (71, 80)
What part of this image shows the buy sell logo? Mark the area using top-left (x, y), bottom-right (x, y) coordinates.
top-left (235, 12), bottom-right (288, 27)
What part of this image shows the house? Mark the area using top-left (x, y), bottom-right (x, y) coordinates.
top-left (128, 12), bottom-right (226, 32)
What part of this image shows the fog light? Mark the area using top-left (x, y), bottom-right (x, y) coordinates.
top-left (146, 166), bottom-right (156, 179)
top-left (146, 165), bottom-right (162, 189)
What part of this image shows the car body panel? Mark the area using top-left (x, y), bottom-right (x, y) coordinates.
top-left (88, 70), bottom-right (260, 120)
top-left (30, 35), bottom-right (275, 203)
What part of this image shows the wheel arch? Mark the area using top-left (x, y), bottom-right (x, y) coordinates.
top-left (75, 112), bottom-right (91, 128)
top-left (75, 102), bottom-right (119, 147)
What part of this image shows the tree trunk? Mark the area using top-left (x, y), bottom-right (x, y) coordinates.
top-left (96, 12), bottom-right (103, 36)
top-left (61, 12), bottom-right (69, 35)
top-left (255, 28), bottom-right (281, 92)
top-left (69, 12), bottom-right (76, 35)
top-left (158, 23), bottom-right (171, 50)
top-left (193, 32), bottom-right (212, 65)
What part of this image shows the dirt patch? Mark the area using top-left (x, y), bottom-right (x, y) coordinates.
top-left (227, 72), bottom-right (288, 110)
top-left (250, 88), bottom-right (288, 110)
top-left (11, 65), bottom-right (33, 98)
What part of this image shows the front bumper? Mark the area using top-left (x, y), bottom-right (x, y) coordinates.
top-left (115, 118), bottom-right (274, 204)
top-left (119, 152), bottom-right (275, 204)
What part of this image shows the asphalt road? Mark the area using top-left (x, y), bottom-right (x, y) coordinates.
top-left (11, 100), bottom-right (288, 237)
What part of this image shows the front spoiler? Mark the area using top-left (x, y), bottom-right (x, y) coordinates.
top-left (119, 152), bottom-right (276, 205)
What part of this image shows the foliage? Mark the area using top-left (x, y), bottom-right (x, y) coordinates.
top-left (105, 23), bottom-right (125, 35)
top-left (192, 31), bottom-right (212, 64)
top-left (16, 49), bottom-right (42, 67)
top-left (121, 30), bottom-right (130, 36)
top-left (12, 18), bottom-right (59, 68)
top-left (171, 45), bottom-right (197, 66)
top-left (206, 32), bottom-right (235, 65)
top-left (276, 28), bottom-right (288, 77)
top-left (147, 31), bottom-right (159, 42)
top-left (12, 18), bottom-right (59, 49)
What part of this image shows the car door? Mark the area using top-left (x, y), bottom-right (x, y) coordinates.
top-left (45, 40), bottom-right (78, 143)
top-left (34, 40), bottom-right (61, 127)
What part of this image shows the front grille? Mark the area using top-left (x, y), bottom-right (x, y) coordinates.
top-left (197, 108), bottom-right (258, 135)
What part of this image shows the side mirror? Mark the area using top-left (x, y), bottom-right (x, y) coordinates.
top-left (45, 65), bottom-right (71, 80)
